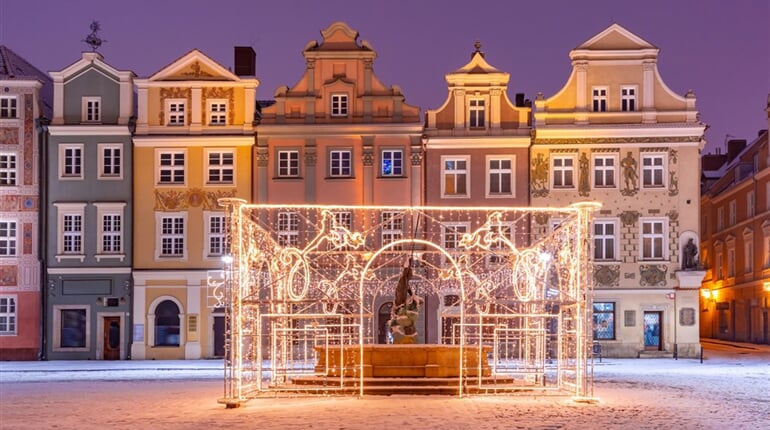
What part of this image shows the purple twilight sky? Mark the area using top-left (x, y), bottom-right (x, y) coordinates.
top-left (1, 0), bottom-right (767, 153)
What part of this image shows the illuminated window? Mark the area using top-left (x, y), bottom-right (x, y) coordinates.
top-left (160, 215), bottom-right (185, 257)
top-left (640, 219), bottom-right (666, 260)
top-left (442, 156), bottom-right (468, 197)
top-left (330, 150), bottom-right (352, 177)
top-left (82, 97), bottom-right (101, 122)
top-left (381, 150), bottom-right (403, 177)
top-left (0, 153), bottom-right (17, 186)
top-left (469, 99), bottom-right (485, 128)
top-left (487, 156), bottom-right (514, 196)
top-left (208, 100), bottom-right (227, 125)
top-left (0, 221), bottom-right (16, 256)
top-left (593, 302), bottom-right (615, 340)
top-left (277, 212), bottom-right (299, 246)
top-left (593, 220), bottom-right (617, 261)
top-left (381, 211), bottom-right (403, 250)
top-left (592, 87), bottom-right (607, 112)
top-left (207, 150), bottom-right (234, 184)
top-left (331, 94), bottom-right (348, 117)
top-left (278, 150), bottom-right (300, 177)
top-left (593, 155), bottom-right (616, 188)
top-left (0, 296), bottom-right (17, 335)
top-left (620, 86), bottom-right (636, 112)
top-left (158, 151), bottom-right (186, 185)
top-left (0, 96), bottom-right (17, 118)
top-left (552, 155), bottom-right (575, 188)
top-left (641, 154), bottom-right (666, 188)
top-left (166, 99), bottom-right (186, 126)
top-left (59, 144), bottom-right (83, 179)
top-left (98, 144), bottom-right (122, 179)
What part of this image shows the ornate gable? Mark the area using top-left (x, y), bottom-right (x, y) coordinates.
top-left (575, 23), bottom-right (657, 51)
top-left (148, 49), bottom-right (238, 82)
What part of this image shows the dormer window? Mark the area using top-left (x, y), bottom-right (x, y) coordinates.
top-left (621, 86), bottom-right (637, 112)
top-left (82, 97), bottom-right (101, 122)
top-left (469, 99), bottom-right (485, 128)
top-left (208, 100), bottom-right (227, 125)
top-left (592, 87), bottom-right (607, 112)
top-left (166, 99), bottom-right (186, 126)
top-left (331, 94), bottom-right (348, 117)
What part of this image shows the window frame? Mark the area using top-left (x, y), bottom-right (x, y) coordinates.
top-left (592, 153), bottom-right (618, 189)
top-left (486, 155), bottom-right (515, 198)
top-left (381, 149), bottom-right (404, 177)
top-left (204, 211), bottom-right (228, 258)
top-left (59, 144), bottom-right (84, 180)
top-left (156, 149), bottom-right (187, 186)
top-left (277, 211), bottom-right (299, 247)
top-left (486, 222), bottom-right (513, 267)
top-left (717, 206), bottom-right (725, 231)
top-left (551, 154), bottom-right (576, 189)
top-left (95, 202), bottom-right (126, 262)
top-left (641, 153), bottom-right (667, 189)
top-left (54, 202), bottom-right (86, 262)
top-left (0, 96), bottom-right (18, 118)
top-left (205, 149), bottom-right (235, 185)
top-left (81, 96), bottom-right (101, 123)
top-left (468, 98), bottom-right (486, 128)
top-left (381, 211), bottom-right (404, 250)
top-left (98, 143), bottom-right (123, 180)
top-left (0, 220), bottom-right (17, 257)
top-left (52, 304), bottom-right (90, 351)
top-left (592, 87), bottom-right (608, 112)
top-left (156, 212), bottom-right (187, 260)
top-left (331, 94), bottom-right (349, 117)
top-left (441, 155), bottom-right (469, 198)
top-left (0, 152), bottom-right (18, 186)
top-left (207, 99), bottom-right (228, 126)
top-left (728, 200), bottom-right (737, 226)
top-left (441, 222), bottom-right (470, 266)
top-left (0, 295), bottom-right (17, 335)
top-left (165, 99), bottom-right (187, 126)
top-left (593, 302), bottom-right (616, 340)
top-left (620, 85), bottom-right (637, 112)
top-left (640, 218), bottom-right (667, 261)
top-left (329, 149), bottom-right (353, 178)
top-left (593, 219), bottom-right (619, 261)
top-left (277, 149), bottom-right (300, 178)
top-left (747, 190), bottom-right (755, 218)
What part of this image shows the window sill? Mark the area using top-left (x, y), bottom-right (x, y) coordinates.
top-left (325, 176), bottom-right (355, 180)
top-left (272, 176), bottom-right (303, 180)
top-left (441, 194), bottom-right (470, 199)
top-left (58, 176), bottom-right (84, 181)
top-left (95, 254), bottom-right (125, 262)
top-left (56, 254), bottom-right (85, 263)
top-left (376, 175), bottom-right (406, 179)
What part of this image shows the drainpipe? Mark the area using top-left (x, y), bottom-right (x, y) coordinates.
top-left (35, 116), bottom-right (50, 360)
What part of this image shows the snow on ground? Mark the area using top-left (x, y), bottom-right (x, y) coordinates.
top-left (1, 339), bottom-right (768, 430)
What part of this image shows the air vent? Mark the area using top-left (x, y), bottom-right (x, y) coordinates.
top-left (104, 297), bottom-right (120, 307)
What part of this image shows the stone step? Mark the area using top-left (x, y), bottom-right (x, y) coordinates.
top-left (638, 350), bottom-right (674, 359)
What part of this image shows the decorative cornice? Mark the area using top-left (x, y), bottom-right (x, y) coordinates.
top-left (533, 136), bottom-right (701, 145)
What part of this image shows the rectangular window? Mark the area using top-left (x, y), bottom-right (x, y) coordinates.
top-left (747, 190), bottom-right (755, 217)
top-left (278, 150), bottom-right (300, 177)
top-left (487, 157), bottom-right (513, 196)
top-left (99, 144), bottom-right (122, 179)
top-left (727, 249), bottom-right (735, 278)
top-left (331, 94), bottom-right (348, 117)
top-left (716, 252), bottom-right (724, 280)
top-left (593, 220), bottom-right (617, 261)
top-left (158, 151), bottom-right (185, 184)
top-left (160, 216), bottom-right (185, 257)
top-left (330, 150), bottom-right (352, 177)
top-left (0, 296), bottom-right (17, 335)
top-left (0, 221), bottom-right (17, 256)
top-left (620, 86), bottom-right (636, 112)
top-left (717, 207), bottom-right (724, 231)
top-left (207, 214), bottom-right (228, 256)
top-left (59, 308), bottom-right (87, 348)
top-left (381, 211), bottom-right (403, 250)
top-left (592, 87), bottom-right (607, 112)
top-left (593, 302), bottom-right (615, 340)
top-left (167, 100), bottom-right (186, 126)
top-left (381, 150), bottom-right (403, 177)
top-left (208, 100), bottom-right (227, 125)
top-left (765, 237), bottom-right (770, 269)
top-left (744, 242), bottom-right (753, 273)
top-left (488, 223), bottom-right (512, 266)
top-left (641, 219), bottom-right (665, 260)
top-left (593, 155), bottom-right (616, 188)
top-left (0, 96), bottom-right (18, 118)
top-left (442, 223), bottom-right (469, 264)
top-left (277, 212), bottom-right (299, 246)
top-left (552, 156), bottom-right (575, 188)
top-left (442, 157), bottom-right (468, 197)
top-left (469, 99), bottom-right (485, 128)
top-left (60, 145), bottom-right (83, 179)
top-left (728, 200), bottom-right (737, 226)
top-left (63, 214), bottom-right (83, 254)
top-left (207, 150), bottom-right (234, 184)
top-left (102, 214), bottom-right (122, 253)
top-left (641, 154), bottom-right (665, 188)
top-left (82, 97), bottom-right (101, 122)
top-left (0, 153), bottom-right (17, 186)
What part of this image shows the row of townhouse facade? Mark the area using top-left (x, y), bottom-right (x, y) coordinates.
top-left (1, 21), bottom-right (711, 361)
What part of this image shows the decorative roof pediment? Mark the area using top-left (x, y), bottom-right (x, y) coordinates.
top-left (50, 51), bottom-right (134, 82)
top-left (304, 21), bottom-right (373, 53)
top-left (147, 49), bottom-right (239, 82)
top-left (446, 43), bottom-right (509, 86)
top-left (575, 23), bottom-right (657, 51)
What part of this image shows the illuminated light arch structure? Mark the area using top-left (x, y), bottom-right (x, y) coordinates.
top-left (208, 200), bottom-right (600, 406)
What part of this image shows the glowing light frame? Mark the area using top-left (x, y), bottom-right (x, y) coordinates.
top-left (209, 200), bottom-right (599, 406)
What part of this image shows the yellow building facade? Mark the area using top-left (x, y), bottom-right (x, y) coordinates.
top-left (131, 49), bottom-right (258, 359)
top-left (532, 24), bottom-right (707, 358)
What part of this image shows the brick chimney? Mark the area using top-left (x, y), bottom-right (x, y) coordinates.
top-left (234, 46), bottom-right (256, 77)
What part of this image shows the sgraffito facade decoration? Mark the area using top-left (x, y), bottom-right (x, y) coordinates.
top-left (530, 153), bottom-right (549, 197)
top-left (639, 264), bottom-right (667, 286)
top-left (153, 188), bottom-right (236, 211)
top-left (594, 264), bottom-right (620, 287)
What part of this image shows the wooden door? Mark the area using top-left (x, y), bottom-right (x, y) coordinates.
top-left (103, 317), bottom-right (121, 360)
top-left (213, 316), bottom-right (226, 357)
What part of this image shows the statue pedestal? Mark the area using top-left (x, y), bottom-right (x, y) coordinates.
top-left (315, 344), bottom-right (491, 378)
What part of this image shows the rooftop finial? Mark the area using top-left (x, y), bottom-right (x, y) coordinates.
top-left (472, 40), bottom-right (484, 58)
top-left (83, 20), bottom-right (106, 52)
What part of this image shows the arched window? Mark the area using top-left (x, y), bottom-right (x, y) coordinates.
top-left (377, 302), bottom-right (393, 344)
top-left (155, 300), bottom-right (180, 346)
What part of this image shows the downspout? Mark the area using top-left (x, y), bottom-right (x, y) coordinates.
top-left (35, 116), bottom-right (50, 360)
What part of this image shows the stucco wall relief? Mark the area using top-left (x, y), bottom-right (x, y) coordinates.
top-left (154, 188), bottom-right (236, 211)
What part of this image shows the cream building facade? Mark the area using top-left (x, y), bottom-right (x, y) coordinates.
top-left (131, 49), bottom-right (258, 359)
top-left (532, 24), bottom-right (707, 358)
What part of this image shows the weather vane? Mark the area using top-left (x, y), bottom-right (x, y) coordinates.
top-left (82, 20), bottom-right (106, 52)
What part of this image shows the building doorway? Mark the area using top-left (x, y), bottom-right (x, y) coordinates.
top-left (103, 317), bottom-right (121, 360)
top-left (213, 316), bottom-right (226, 357)
top-left (643, 311), bottom-right (662, 351)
